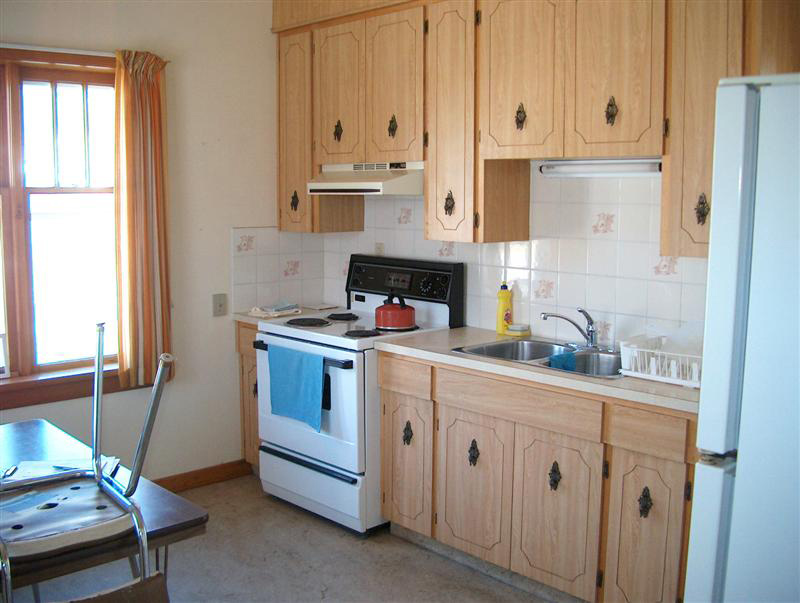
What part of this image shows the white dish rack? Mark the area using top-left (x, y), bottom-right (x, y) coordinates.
top-left (619, 335), bottom-right (702, 388)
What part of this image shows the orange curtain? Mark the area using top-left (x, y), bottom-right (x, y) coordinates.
top-left (114, 50), bottom-right (171, 387)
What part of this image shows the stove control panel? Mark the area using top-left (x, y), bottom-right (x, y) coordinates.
top-left (349, 262), bottom-right (452, 301)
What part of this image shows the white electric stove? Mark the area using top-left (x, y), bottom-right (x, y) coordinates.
top-left (254, 255), bottom-right (464, 532)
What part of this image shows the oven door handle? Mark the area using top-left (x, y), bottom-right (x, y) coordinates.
top-left (260, 446), bottom-right (358, 485)
top-left (253, 341), bottom-right (353, 370)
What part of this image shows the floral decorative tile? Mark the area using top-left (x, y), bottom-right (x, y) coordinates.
top-left (653, 256), bottom-right (678, 276)
top-left (283, 259), bottom-right (300, 277)
top-left (533, 279), bottom-right (555, 300)
top-left (236, 234), bottom-right (255, 253)
top-left (592, 212), bottom-right (615, 234)
top-left (595, 320), bottom-right (612, 342)
top-left (397, 207), bottom-right (413, 225)
top-left (438, 242), bottom-right (454, 257)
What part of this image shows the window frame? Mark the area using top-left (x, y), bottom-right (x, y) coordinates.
top-left (0, 48), bottom-right (132, 408)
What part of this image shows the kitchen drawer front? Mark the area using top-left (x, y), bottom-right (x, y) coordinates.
top-left (237, 322), bottom-right (258, 358)
top-left (435, 368), bottom-right (602, 442)
top-left (605, 404), bottom-right (688, 462)
top-left (378, 355), bottom-right (432, 400)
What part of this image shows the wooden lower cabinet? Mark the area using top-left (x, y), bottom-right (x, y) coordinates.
top-left (510, 424), bottom-right (603, 601)
top-left (603, 447), bottom-right (686, 603)
top-left (435, 404), bottom-right (515, 568)
top-left (380, 390), bottom-right (434, 536)
top-left (236, 321), bottom-right (259, 469)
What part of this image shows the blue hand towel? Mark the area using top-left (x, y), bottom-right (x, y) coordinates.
top-left (549, 352), bottom-right (576, 371)
top-left (268, 346), bottom-right (325, 432)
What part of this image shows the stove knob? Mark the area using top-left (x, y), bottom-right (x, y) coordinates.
top-left (352, 278), bottom-right (361, 287)
top-left (435, 287), bottom-right (447, 299)
top-left (419, 277), bottom-right (433, 295)
top-left (354, 265), bottom-right (365, 274)
top-left (437, 274), bottom-right (449, 285)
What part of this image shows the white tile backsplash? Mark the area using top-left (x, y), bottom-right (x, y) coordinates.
top-left (231, 162), bottom-right (707, 346)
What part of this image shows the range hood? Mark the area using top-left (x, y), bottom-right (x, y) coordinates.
top-left (307, 161), bottom-right (424, 196)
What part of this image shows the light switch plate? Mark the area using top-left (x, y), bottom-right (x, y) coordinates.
top-left (212, 293), bottom-right (228, 317)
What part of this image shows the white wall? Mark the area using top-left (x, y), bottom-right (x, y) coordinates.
top-left (316, 164), bottom-right (708, 348)
top-left (1, 0), bottom-right (277, 478)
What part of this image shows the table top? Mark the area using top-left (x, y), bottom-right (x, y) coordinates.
top-left (1, 419), bottom-right (209, 586)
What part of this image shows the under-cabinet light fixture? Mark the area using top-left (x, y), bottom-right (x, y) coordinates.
top-left (538, 159), bottom-right (662, 178)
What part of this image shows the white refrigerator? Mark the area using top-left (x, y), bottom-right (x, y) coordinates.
top-left (685, 74), bottom-right (800, 602)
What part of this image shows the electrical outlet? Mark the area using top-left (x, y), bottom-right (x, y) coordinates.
top-left (212, 293), bottom-right (228, 317)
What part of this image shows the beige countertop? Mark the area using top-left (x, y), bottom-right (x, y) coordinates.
top-left (374, 327), bottom-right (699, 414)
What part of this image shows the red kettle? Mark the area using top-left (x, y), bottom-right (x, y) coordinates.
top-left (375, 293), bottom-right (416, 331)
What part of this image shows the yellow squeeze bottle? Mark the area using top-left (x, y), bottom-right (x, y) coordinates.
top-left (496, 281), bottom-right (512, 335)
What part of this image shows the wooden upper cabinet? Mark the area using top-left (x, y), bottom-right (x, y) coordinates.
top-left (661, 0), bottom-right (743, 257)
top-left (604, 447), bottom-right (686, 603)
top-left (314, 20), bottom-right (366, 165)
top-left (365, 6), bottom-right (424, 163)
top-left (510, 425), bottom-right (602, 602)
top-left (279, 32), bottom-right (313, 232)
top-left (435, 404), bottom-right (514, 568)
top-left (381, 390), bottom-right (433, 537)
top-left (478, 0), bottom-right (567, 159)
top-left (425, 0), bottom-right (475, 243)
top-left (564, 0), bottom-right (666, 157)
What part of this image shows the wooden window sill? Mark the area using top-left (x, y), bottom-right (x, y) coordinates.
top-left (0, 365), bottom-right (133, 410)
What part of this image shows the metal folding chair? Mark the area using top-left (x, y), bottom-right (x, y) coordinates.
top-left (0, 323), bottom-right (174, 602)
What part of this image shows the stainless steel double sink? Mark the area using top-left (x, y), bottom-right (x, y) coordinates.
top-left (452, 339), bottom-right (622, 379)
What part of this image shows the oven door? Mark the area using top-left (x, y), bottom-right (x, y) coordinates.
top-left (256, 333), bottom-right (365, 474)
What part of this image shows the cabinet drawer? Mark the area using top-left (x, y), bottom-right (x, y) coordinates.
top-left (605, 405), bottom-right (688, 462)
top-left (378, 355), bottom-right (432, 399)
top-left (237, 322), bottom-right (258, 358)
top-left (435, 368), bottom-right (602, 442)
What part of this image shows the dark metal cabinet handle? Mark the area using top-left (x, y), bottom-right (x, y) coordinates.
top-left (695, 193), bottom-right (710, 225)
top-left (639, 486), bottom-right (653, 518)
top-left (388, 114), bottom-right (398, 138)
top-left (290, 191), bottom-right (299, 211)
top-left (402, 420), bottom-right (413, 445)
top-left (468, 439), bottom-right (480, 466)
top-left (252, 382), bottom-right (258, 397)
top-left (605, 96), bottom-right (618, 125)
top-left (515, 102), bottom-right (527, 130)
top-left (444, 190), bottom-right (455, 216)
top-left (333, 119), bottom-right (343, 142)
top-left (548, 461), bottom-right (561, 491)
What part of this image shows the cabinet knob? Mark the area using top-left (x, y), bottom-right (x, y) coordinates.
top-left (333, 119), bottom-right (343, 142)
top-left (290, 191), bottom-right (299, 212)
top-left (515, 102), bottom-right (527, 130)
top-left (548, 461), bottom-right (561, 491)
top-left (605, 96), bottom-right (618, 126)
top-left (444, 190), bottom-right (455, 216)
top-left (252, 381), bottom-right (258, 397)
top-left (388, 114), bottom-right (398, 138)
top-left (638, 486), bottom-right (653, 518)
top-left (402, 420), bottom-right (413, 445)
top-left (695, 193), bottom-right (710, 225)
top-left (468, 439), bottom-right (480, 466)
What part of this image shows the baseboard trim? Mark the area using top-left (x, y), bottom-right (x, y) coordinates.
top-left (154, 459), bottom-right (253, 492)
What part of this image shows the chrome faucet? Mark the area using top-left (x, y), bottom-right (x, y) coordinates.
top-left (540, 308), bottom-right (597, 347)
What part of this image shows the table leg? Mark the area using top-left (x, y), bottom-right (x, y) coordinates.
top-left (31, 582), bottom-right (41, 603)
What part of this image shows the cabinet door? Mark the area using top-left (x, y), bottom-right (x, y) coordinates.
top-left (365, 6), bottom-right (424, 163)
top-left (478, 0), bottom-right (567, 159)
top-left (381, 390), bottom-right (433, 536)
top-left (661, 0), bottom-right (743, 257)
top-left (604, 448), bottom-right (686, 603)
top-left (314, 20), bottom-right (366, 165)
top-left (510, 425), bottom-right (602, 601)
top-left (425, 0), bottom-right (475, 242)
top-left (240, 355), bottom-right (259, 467)
top-left (279, 31), bottom-right (313, 232)
top-left (564, 0), bottom-right (665, 157)
top-left (435, 404), bottom-right (514, 568)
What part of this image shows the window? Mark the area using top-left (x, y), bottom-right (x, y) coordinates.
top-left (1, 50), bottom-right (119, 394)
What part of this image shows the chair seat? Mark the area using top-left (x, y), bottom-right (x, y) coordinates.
top-left (0, 478), bottom-right (134, 561)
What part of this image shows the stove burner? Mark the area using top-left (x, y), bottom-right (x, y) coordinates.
top-left (286, 317), bottom-right (331, 328)
top-left (344, 329), bottom-right (381, 338)
top-left (327, 312), bottom-right (360, 322)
